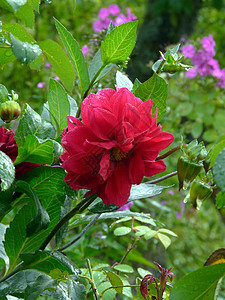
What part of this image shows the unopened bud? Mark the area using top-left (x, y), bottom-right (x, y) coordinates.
top-left (190, 180), bottom-right (213, 209)
top-left (0, 100), bottom-right (21, 122)
top-left (177, 156), bottom-right (203, 190)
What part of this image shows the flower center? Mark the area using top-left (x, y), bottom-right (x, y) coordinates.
top-left (112, 147), bottom-right (127, 161)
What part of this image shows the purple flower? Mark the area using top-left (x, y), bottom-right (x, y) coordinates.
top-left (93, 19), bottom-right (105, 32)
top-left (126, 8), bottom-right (137, 21)
top-left (202, 34), bottom-right (216, 57)
top-left (108, 4), bottom-right (120, 16)
top-left (117, 201), bottom-right (133, 211)
top-left (185, 68), bottom-right (197, 78)
top-left (82, 45), bottom-right (88, 57)
top-left (181, 45), bottom-right (195, 58)
top-left (217, 69), bottom-right (225, 88)
top-left (176, 201), bottom-right (185, 219)
top-left (114, 14), bottom-right (128, 26)
top-left (37, 82), bottom-right (45, 88)
top-left (168, 190), bottom-right (174, 196)
top-left (161, 201), bottom-right (168, 205)
top-left (45, 62), bottom-right (51, 68)
top-left (54, 76), bottom-right (60, 81)
top-left (98, 8), bottom-right (109, 20)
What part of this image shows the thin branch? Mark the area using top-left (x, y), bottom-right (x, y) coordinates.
top-left (39, 193), bottom-right (97, 250)
top-left (87, 259), bottom-right (99, 300)
top-left (156, 145), bottom-right (181, 161)
top-left (119, 237), bottom-right (140, 265)
top-left (57, 214), bottom-right (101, 252)
top-left (100, 284), bottom-right (140, 297)
top-left (146, 171), bottom-right (178, 184)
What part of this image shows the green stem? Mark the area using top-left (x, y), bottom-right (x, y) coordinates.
top-left (87, 259), bottom-right (99, 300)
top-left (100, 285), bottom-right (139, 297)
top-left (76, 64), bottom-right (106, 118)
top-left (39, 193), bottom-right (97, 250)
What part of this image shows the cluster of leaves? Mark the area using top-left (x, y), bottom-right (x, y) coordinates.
top-left (0, 2), bottom-right (224, 300)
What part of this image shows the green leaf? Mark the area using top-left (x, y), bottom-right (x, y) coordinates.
top-left (29, 53), bottom-right (43, 70)
top-left (39, 40), bottom-right (75, 92)
top-left (134, 73), bottom-right (168, 121)
top-left (114, 226), bottom-right (131, 236)
top-left (203, 129), bottom-right (218, 143)
top-left (101, 21), bottom-right (137, 65)
top-left (0, 48), bottom-right (16, 66)
top-left (0, 151), bottom-right (15, 191)
top-left (116, 71), bottom-right (133, 91)
top-left (169, 264), bottom-right (225, 300)
top-left (5, 0), bottom-right (27, 12)
top-left (191, 122), bottom-right (203, 139)
top-left (20, 250), bottom-right (79, 275)
top-left (210, 138), bottom-right (225, 168)
top-left (15, 181), bottom-right (50, 237)
top-left (10, 33), bottom-right (41, 65)
top-left (144, 229), bottom-right (157, 240)
top-left (70, 211), bottom-right (156, 229)
top-left (89, 49), bottom-right (114, 83)
top-left (89, 201), bottom-right (118, 213)
top-left (113, 264), bottom-right (134, 273)
top-left (15, 2), bottom-right (34, 28)
top-left (107, 271), bottom-right (123, 294)
top-left (15, 104), bottom-right (55, 147)
top-left (0, 185), bottom-right (14, 216)
top-left (24, 273), bottom-right (57, 300)
top-left (157, 233), bottom-right (171, 249)
top-left (3, 23), bottom-right (35, 43)
top-left (129, 183), bottom-right (170, 201)
top-left (216, 191), bottom-right (225, 209)
top-left (0, 270), bottom-right (55, 298)
top-left (137, 268), bottom-right (152, 278)
top-left (4, 167), bottom-right (67, 273)
top-left (158, 228), bottom-right (177, 237)
top-left (28, 0), bottom-right (40, 12)
top-left (98, 282), bottom-right (115, 300)
top-left (54, 18), bottom-right (89, 95)
top-left (47, 79), bottom-right (70, 134)
top-left (213, 148), bottom-right (225, 192)
top-left (42, 276), bottom-right (86, 300)
top-left (14, 136), bottom-right (54, 165)
top-left (135, 216), bottom-right (156, 226)
top-left (0, 223), bottom-right (9, 272)
top-left (55, 196), bottom-right (72, 247)
top-left (0, 84), bottom-right (8, 102)
top-left (132, 78), bottom-right (141, 93)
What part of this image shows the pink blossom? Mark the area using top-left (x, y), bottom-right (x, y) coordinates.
top-left (108, 4), bottom-right (120, 16)
top-left (126, 8), bottom-right (137, 21)
top-left (117, 201), bottom-right (133, 211)
top-left (181, 45), bottom-right (195, 58)
top-left (217, 69), bottom-right (225, 88)
top-left (54, 76), bottom-right (60, 81)
top-left (82, 45), bottom-right (89, 57)
top-left (93, 19), bottom-right (105, 32)
top-left (202, 34), bottom-right (216, 57)
top-left (45, 62), bottom-right (51, 68)
top-left (114, 14), bottom-right (128, 26)
top-left (61, 88), bottom-right (174, 207)
top-left (98, 8), bottom-right (109, 20)
top-left (185, 68), bottom-right (197, 78)
top-left (37, 82), bottom-right (45, 88)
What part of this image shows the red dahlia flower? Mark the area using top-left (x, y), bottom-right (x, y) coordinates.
top-left (61, 88), bottom-right (174, 207)
top-left (0, 126), bottom-right (41, 177)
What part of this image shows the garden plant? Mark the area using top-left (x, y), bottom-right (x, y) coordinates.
top-left (0, 1), bottom-right (224, 299)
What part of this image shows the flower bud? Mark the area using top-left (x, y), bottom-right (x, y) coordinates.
top-left (177, 156), bottom-right (203, 190)
top-left (190, 180), bottom-right (213, 209)
top-left (0, 84), bottom-right (8, 103)
top-left (0, 101), bottom-right (21, 122)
